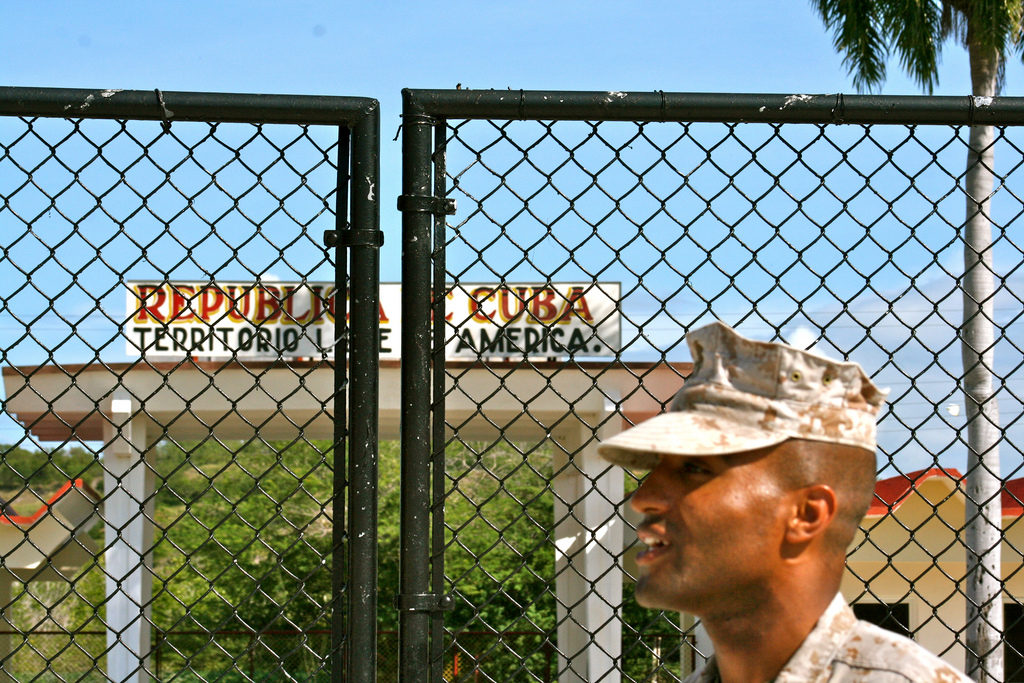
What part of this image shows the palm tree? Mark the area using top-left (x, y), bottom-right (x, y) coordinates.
top-left (813, 2), bottom-right (1023, 681)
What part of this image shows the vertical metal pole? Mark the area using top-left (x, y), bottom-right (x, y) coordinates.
top-left (331, 127), bottom-right (351, 683)
top-left (400, 90), bottom-right (435, 683)
top-left (429, 117), bottom-right (449, 683)
top-left (347, 104), bottom-right (382, 683)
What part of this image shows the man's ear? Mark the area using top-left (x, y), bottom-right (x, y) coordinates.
top-left (784, 484), bottom-right (838, 545)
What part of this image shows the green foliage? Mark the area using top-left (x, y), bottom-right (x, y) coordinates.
top-left (443, 441), bottom-right (556, 634)
top-left (0, 439), bottom-right (335, 679)
top-left (0, 438), bottom-right (685, 681)
top-left (439, 440), bottom-right (557, 681)
top-left (376, 440), bottom-right (402, 632)
top-left (150, 438), bottom-right (334, 636)
top-left (0, 444), bottom-right (101, 510)
top-left (814, 0), bottom-right (1024, 93)
top-left (0, 445), bottom-right (107, 678)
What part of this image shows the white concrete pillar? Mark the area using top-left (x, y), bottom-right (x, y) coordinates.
top-left (553, 408), bottom-right (623, 683)
top-left (102, 395), bottom-right (154, 683)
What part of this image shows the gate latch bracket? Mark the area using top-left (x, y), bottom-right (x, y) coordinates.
top-left (394, 592), bottom-right (454, 613)
top-left (397, 194), bottom-right (456, 216)
top-left (323, 229), bottom-right (385, 248)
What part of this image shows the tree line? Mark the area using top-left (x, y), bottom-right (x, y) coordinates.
top-left (0, 439), bottom-right (678, 681)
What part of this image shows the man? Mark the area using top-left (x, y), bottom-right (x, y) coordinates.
top-left (598, 321), bottom-right (971, 683)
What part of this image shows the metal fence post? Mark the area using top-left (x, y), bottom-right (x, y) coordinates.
top-left (399, 89), bottom-right (436, 683)
top-left (346, 102), bottom-right (382, 683)
top-left (331, 126), bottom-right (352, 683)
top-left (429, 116), bottom-right (450, 683)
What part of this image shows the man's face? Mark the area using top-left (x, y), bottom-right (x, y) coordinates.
top-left (629, 444), bottom-right (792, 618)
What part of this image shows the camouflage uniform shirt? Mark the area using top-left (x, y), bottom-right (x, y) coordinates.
top-left (683, 593), bottom-right (971, 683)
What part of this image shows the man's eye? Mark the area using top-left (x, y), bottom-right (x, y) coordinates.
top-left (680, 461), bottom-right (710, 475)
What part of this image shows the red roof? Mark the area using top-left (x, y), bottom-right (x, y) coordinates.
top-left (0, 479), bottom-right (97, 526)
top-left (868, 468), bottom-right (1024, 517)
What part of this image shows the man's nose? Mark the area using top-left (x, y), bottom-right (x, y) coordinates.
top-left (629, 468), bottom-right (670, 515)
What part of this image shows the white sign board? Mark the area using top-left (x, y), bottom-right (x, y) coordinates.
top-left (125, 281), bottom-right (620, 360)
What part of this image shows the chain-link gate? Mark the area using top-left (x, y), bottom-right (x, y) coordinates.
top-left (0, 86), bottom-right (380, 682)
top-left (400, 90), bottom-right (1024, 683)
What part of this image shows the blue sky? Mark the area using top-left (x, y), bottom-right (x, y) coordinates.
top-left (5, 1), bottom-right (997, 97)
top-left (7, 2), bottom-right (1008, 97)
top-left (7, 0), bottom-right (1019, 275)
top-left (5, 1), bottom-right (1024, 464)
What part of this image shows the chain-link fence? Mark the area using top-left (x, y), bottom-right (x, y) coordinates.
top-left (399, 91), bottom-right (1024, 683)
top-left (0, 87), bottom-right (380, 682)
top-left (5, 86), bottom-right (1024, 683)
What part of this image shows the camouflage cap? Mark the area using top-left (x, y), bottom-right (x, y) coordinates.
top-left (598, 322), bottom-right (887, 469)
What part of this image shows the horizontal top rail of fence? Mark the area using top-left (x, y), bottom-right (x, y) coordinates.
top-left (0, 86), bottom-right (378, 126)
top-left (403, 88), bottom-right (1024, 124)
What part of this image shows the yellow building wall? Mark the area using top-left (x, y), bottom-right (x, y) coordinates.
top-left (844, 476), bottom-right (1024, 671)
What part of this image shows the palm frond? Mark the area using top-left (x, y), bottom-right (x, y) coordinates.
top-left (940, 0), bottom-right (969, 46)
top-left (970, 0), bottom-right (1018, 52)
top-left (815, 0), bottom-right (1024, 90)
top-left (999, 0), bottom-right (1024, 63)
top-left (880, 0), bottom-right (944, 92)
top-left (813, 0), bottom-right (890, 91)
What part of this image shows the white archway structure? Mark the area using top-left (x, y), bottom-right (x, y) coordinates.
top-left (3, 358), bottom-right (688, 683)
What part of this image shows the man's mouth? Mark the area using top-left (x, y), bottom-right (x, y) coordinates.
top-left (635, 529), bottom-right (670, 565)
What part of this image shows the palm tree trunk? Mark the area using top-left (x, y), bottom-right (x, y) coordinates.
top-left (963, 38), bottom-right (1003, 683)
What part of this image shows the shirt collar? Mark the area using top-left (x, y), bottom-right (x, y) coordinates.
top-left (695, 593), bottom-right (855, 683)
top-left (774, 592), bottom-right (857, 683)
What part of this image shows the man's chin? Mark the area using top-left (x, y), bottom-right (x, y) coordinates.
top-left (635, 595), bottom-right (662, 610)
top-left (635, 577), bottom-right (699, 614)
top-left (634, 579), bottom-right (674, 611)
